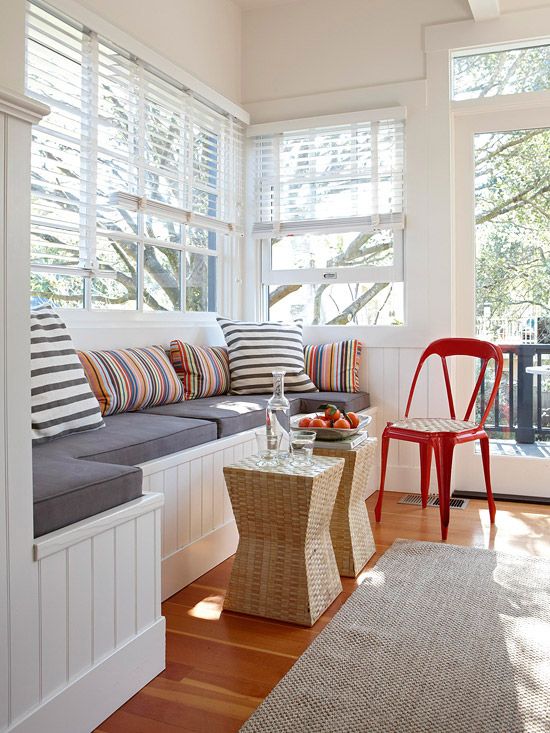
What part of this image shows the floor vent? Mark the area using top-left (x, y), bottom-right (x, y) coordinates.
top-left (398, 494), bottom-right (469, 510)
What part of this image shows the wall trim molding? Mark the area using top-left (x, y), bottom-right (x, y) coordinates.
top-left (0, 88), bottom-right (49, 125)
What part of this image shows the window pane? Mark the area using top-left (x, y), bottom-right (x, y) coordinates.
top-left (144, 215), bottom-right (182, 244)
top-left (268, 282), bottom-right (403, 326)
top-left (92, 239), bottom-right (138, 309)
top-left (143, 246), bottom-right (182, 311)
top-left (188, 227), bottom-right (217, 251)
top-left (30, 272), bottom-right (85, 309)
top-left (186, 252), bottom-right (216, 311)
top-left (31, 225), bottom-right (81, 268)
top-left (271, 230), bottom-right (394, 271)
top-left (453, 45), bottom-right (550, 100)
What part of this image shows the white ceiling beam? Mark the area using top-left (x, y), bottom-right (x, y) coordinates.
top-left (468, 0), bottom-right (501, 22)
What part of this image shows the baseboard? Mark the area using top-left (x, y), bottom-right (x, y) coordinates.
top-left (162, 520), bottom-right (239, 600)
top-left (9, 617), bottom-right (165, 733)
top-left (454, 490), bottom-right (550, 505)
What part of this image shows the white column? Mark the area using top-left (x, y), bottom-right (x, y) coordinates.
top-left (0, 87), bottom-right (48, 731)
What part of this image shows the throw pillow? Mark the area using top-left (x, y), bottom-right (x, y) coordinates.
top-left (31, 306), bottom-right (104, 443)
top-left (304, 340), bottom-right (363, 392)
top-left (217, 318), bottom-right (317, 395)
top-left (169, 341), bottom-right (230, 400)
top-left (78, 345), bottom-right (184, 416)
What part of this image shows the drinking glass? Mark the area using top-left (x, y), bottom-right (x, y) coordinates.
top-left (255, 430), bottom-right (281, 467)
top-left (290, 429), bottom-right (316, 465)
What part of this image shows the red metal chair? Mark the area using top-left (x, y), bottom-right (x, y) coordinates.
top-left (375, 338), bottom-right (504, 541)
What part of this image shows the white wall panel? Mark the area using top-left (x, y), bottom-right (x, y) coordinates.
top-left (136, 513), bottom-right (156, 630)
top-left (115, 522), bottom-right (137, 647)
top-left (68, 541), bottom-right (93, 680)
top-left (40, 551), bottom-right (68, 700)
top-left (177, 463), bottom-right (191, 549)
top-left (92, 531), bottom-right (115, 663)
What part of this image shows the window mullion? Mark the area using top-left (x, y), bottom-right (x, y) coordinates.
top-left (81, 30), bottom-right (99, 309)
top-left (136, 60), bottom-right (146, 311)
top-left (371, 120), bottom-right (380, 227)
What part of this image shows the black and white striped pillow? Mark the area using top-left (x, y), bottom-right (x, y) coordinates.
top-left (31, 306), bottom-right (104, 443)
top-left (217, 318), bottom-right (317, 395)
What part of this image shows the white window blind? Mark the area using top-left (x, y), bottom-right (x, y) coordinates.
top-left (26, 1), bottom-right (244, 311)
top-left (250, 111), bottom-right (405, 237)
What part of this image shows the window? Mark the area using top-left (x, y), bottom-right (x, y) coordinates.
top-left (250, 111), bottom-right (405, 325)
top-left (26, 2), bottom-right (244, 312)
top-left (452, 42), bottom-right (550, 100)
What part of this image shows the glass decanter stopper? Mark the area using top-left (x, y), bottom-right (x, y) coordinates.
top-left (266, 369), bottom-right (291, 459)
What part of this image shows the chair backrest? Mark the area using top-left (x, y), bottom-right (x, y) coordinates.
top-left (404, 338), bottom-right (504, 427)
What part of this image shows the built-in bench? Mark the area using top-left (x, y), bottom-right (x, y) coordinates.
top-left (33, 391), bottom-right (370, 537)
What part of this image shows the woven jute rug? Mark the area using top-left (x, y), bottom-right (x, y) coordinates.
top-left (241, 540), bottom-right (550, 733)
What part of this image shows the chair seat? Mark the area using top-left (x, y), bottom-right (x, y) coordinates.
top-left (390, 417), bottom-right (478, 434)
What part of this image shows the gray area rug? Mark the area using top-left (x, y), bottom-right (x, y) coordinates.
top-left (241, 540), bottom-right (550, 733)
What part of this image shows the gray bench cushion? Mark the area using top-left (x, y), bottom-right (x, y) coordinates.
top-left (35, 412), bottom-right (218, 465)
top-left (33, 456), bottom-right (142, 538)
top-left (33, 413), bottom-right (217, 537)
top-left (143, 395), bottom-right (304, 438)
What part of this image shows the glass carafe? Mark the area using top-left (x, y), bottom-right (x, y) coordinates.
top-left (266, 369), bottom-right (291, 460)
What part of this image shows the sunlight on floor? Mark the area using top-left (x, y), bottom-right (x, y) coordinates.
top-left (356, 568), bottom-right (385, 587)
top-left (187, 594), bottom-right (224, 620)
top-left (479, 508), bottom-right (550, 557)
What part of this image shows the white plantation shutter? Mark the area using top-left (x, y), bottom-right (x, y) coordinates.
top-left (26, 1), bottom-right (244, 286)
top-left (250, 110), bottom-right (405, 237)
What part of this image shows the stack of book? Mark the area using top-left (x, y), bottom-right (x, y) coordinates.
top-left (313, 430), bottom-right (369, 451)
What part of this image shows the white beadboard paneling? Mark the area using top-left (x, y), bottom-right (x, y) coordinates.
top-left (212, 450), bottom-right (225, 528)
top-left (223, 447), bottom-right (235, 522)
top-left (92, 530), bottom-right (115, 662)
top-left (189, 459), bottom-right (202, 542)
top-left (5, 111), bottom-right (41, 723)
top-left (201, 456), bottom-right (214, 535)
top-left (398, 348), bottom-right (425, 471)
top-left (40, 551), bottom-right (68, 700)
top-left (68, 541), bottom-right (92, 680)
top-left (177, 463), bottom-right (190, 549)
top-left (115, 522), bottom-right (137, 646)
top-left (136, 513), bottom-right (156, 630)
top-left (148, 472), bottom-right (166, 556)
top-left (162, 467), bottom-right (178, 557)
top-left (154, 509), bottom-right (162, 608)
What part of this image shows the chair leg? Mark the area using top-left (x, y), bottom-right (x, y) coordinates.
top-left (419, 443), bottom-right (432, 509)
top-left (374, 432), bottom-right (391, 523)
top-left (433, 438), bottom-right (455, 541)
top-left (480, 435), bottom-right (496, 524)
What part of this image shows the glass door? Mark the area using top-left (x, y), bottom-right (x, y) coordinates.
top-left (454, 105), bottom-right (550, 498)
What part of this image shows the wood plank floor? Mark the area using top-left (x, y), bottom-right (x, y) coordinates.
top-left (96, 492), bottom-right (550, 733)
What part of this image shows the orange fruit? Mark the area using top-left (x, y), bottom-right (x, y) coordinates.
top-left (333, 417), bottom-right (351, 429)
top-left (310, 417), bottom-right (326, 428)
top-left (324, 405), bottom-right (341, 421)
top-left (346, 411), bottom-right (360, 428)
top-left (298, 417), bottom-right (312, 428)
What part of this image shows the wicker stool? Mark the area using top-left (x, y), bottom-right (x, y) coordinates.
top-left (314, 438), bottom-right (377, 577)
top-left (223, 456), bottom-right (345, 626)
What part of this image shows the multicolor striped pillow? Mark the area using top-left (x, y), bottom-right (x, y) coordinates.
top-left (78, 346), bottom-right (184, 416)
top-left (303, 340), bottom-right (363, 393)
top-left (169, 341), bottom-right (230, 400)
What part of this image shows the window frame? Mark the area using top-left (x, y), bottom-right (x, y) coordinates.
top-left (25, 0), bottom-right (246, 316)
top-left (249, 109), bottom-right (406, 325)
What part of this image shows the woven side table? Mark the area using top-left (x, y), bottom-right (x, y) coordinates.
top-left (223, 456), bottom-right (344, 626)
top-left (314, 438), bottom-right (377, 577)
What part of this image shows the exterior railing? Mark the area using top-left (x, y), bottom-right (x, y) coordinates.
top-left (479, 344), bottom-right (550, 443)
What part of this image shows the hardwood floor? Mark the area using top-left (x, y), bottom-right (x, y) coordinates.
top-left (95, 492), bottom-right (550, 733)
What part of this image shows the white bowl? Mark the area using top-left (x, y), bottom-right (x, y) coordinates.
top-left (290, 413), bottom-right (372, 441)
